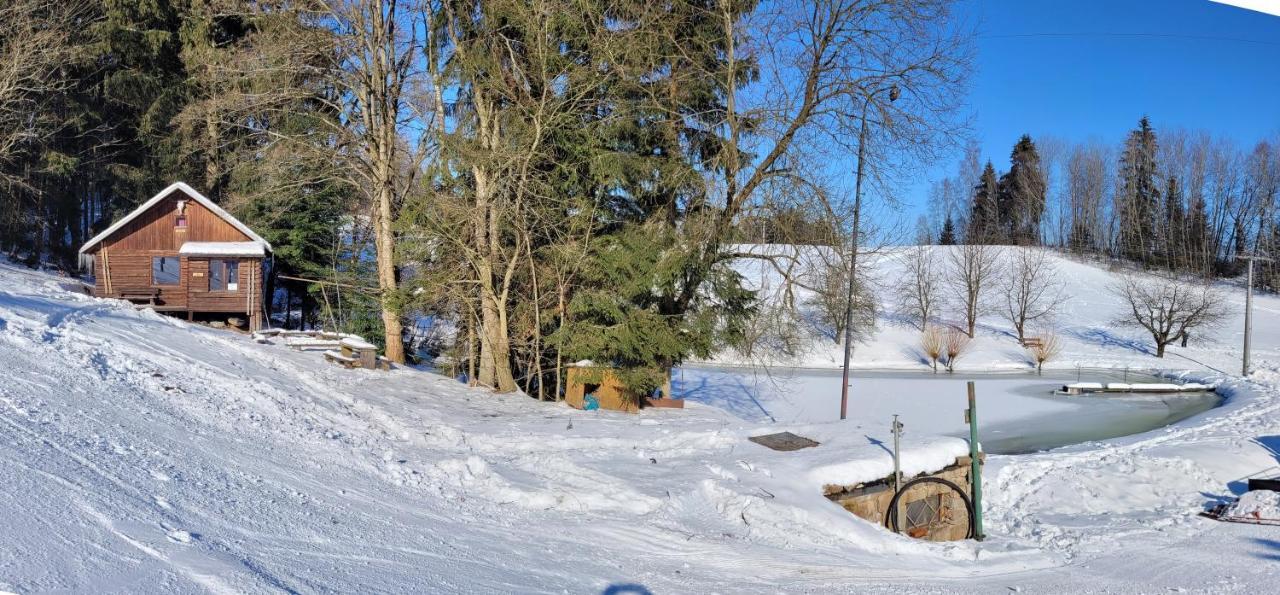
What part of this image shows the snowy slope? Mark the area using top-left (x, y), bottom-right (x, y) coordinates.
top-left (2, 254), bottom-right (1280, 593)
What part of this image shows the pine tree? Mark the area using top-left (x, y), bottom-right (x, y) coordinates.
top-left (1117, 117), bottom-right (1160, 263)
top-left (939, 215), bottom-right (956, 245)
top-left (967, 162), bottom-right (1000, 243)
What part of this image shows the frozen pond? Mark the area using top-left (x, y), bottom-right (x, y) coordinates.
top-left (675, 365), bottom-right (1222, 455)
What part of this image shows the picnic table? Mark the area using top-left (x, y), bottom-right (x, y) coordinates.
top-left (285, 336), bottom-right (341, 351)
top-left (323, 337), bottom-right (391, 370)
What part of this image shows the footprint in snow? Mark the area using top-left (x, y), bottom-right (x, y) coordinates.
top-left (166, 529), bottom-right (197, 544)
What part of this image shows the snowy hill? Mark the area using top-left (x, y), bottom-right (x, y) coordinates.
top-left (3, 254), bottom-right (1280, 593)
top-left (719, 244), bottom-right (1279, 374)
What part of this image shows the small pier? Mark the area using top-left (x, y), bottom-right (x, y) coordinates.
top-left (1059, 381), bottom-right (1214, 395)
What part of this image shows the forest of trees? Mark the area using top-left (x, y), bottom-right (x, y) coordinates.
top-left (0, 0), bottom-right (969, 396)
top-left (927, 117), bottom-right (1280, 285)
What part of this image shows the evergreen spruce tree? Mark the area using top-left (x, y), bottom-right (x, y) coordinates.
top-left (1117, 117), bottom-right (1160, 263)
top-left (967, 162), bottom-right (1000, 243)
top-left (556, 223), bottom-right (754, 393)
top-left (997, 135), bottom-right (1046, 245)
top-left (92, 0), bottom-right (194, 198)
top-left (939, 215), bottom-right (957, 245)
top-left (550, 0), bottom-right (764, 393)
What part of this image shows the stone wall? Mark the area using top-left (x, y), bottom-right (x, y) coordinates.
top-left (823, 455), bottom-right (982, 542)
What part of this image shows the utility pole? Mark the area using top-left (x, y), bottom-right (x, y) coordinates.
top-left (839, 84), bottom-right (899, 420)
top-left (1237, 253), bottom-right (1272, 376)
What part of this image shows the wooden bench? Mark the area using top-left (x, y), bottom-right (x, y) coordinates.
top-left (323, 350), bottom-right (359, 368)
top-left (113, 289), bottom-right (160, 305)
top-left (1021, 337), bottom-right (1043, 349)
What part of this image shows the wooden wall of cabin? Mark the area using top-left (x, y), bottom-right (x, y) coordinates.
top-left (93, 251), bottom-right (189, 308)
top-left (187, 257), bottom-right (263, 315)
top-left (101, 190), bottom-right (252, 251)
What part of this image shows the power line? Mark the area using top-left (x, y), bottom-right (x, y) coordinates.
top-left (981, 32), bottom-right (1280, 46)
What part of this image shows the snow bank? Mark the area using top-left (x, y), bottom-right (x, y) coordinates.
top-left (1224, 490), bottom-right (1280, 519)
top-left (755, 430), bottom-right (973, 488)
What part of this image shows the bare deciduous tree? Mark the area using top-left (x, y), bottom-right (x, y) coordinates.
top-left (1065, 141), bottom-right (1111, 255)
top-left (947, 243), bottom-right (1001, 337)
top-left (1110, 273), bottom-right (1229, 357)
top-left (805, 246), bottom-right (878, 344)
top-left (0, 1), bottom-right (83, 187)
top-left (1001, 248), bottom-right (1067, 341)
top-left (897, 245), bottom-right (942, 330)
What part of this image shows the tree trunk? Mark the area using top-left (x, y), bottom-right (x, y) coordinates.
top-left (375, 179), bottom-right (405, 361)
top-left (471, 167), bottom-right (517, 392)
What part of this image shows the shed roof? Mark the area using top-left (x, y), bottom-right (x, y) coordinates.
top-left (79, 182), bottom-right (273, 254)
top-left (178, 241), bottom-right (267, 257)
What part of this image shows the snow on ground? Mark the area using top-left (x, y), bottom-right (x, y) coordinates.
top-left (2, 248), bottom-right (1280, 593)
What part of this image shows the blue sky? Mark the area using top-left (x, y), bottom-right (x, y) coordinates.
top-left (898, 0), bottom-right (1280, 222)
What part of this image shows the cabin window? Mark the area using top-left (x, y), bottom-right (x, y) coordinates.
top-left (209, 259), bottom-right (240, 291)
top-left (152, 257), bottom-right (180, 286)
top-left (175, 215), bottom-right (188, 228)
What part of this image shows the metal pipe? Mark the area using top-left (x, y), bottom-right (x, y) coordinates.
top-left (891, 414), bottom-right (902, 492)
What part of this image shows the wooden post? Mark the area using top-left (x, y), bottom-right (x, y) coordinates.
top-left (966, 381), bottom-right (985, 541)
top-left (102, 249), bottom-right (113, 295)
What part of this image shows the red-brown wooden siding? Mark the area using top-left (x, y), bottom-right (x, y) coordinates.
top-left (87, 188), bottom-right (265, 328)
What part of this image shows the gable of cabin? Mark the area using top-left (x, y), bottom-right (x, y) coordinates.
top-left (93, 188), bottom-right (253, 252)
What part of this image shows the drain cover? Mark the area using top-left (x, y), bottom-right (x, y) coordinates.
top-left (748, 432), bottom-right (820, 451)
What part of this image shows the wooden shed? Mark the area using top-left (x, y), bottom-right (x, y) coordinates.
top-left (78, 182), bottom-right (272, 331)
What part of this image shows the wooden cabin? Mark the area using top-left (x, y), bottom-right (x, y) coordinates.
top-left (78, 182), bottom-right (272, 331)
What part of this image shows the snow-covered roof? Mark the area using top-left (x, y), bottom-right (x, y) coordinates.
top-left (178, 242), bottom-right (266, 257)
top-left (79, 182), bottom-right (272, 254)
